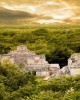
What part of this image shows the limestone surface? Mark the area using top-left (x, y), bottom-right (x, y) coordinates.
top-left (0, 45), bottom-right (60, 77)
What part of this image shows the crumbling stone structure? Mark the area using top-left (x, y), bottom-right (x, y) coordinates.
top-left (68, 53), bottom-right (80, 76)
top-left (0, 45), bottom-right (60, 77)
top-left (1, 46), bottom-right (80, 78)
top-left (45, 53), bottom-right (80, 80)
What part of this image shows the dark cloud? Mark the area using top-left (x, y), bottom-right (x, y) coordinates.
top-left (0, 6), bottom-right (35, 19)
top-left (0, 6), bottom-right (36, 24)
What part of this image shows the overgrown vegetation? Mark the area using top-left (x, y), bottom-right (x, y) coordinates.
top-left (0, 24), bottom-right (80, 67)
top-left (0, 62), bottom-right (80, 100)
top-left (0, 24), bottom-right (80, 100)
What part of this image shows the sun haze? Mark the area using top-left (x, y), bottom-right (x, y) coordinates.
top-left (0, 0), bottom-right (80, 24)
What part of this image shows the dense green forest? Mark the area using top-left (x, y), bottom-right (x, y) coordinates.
top-left (0, 62), bottom-right (80, 100)
top-left (0, 24), bottom-right (80, 67)
top-left (0, 24), bottom-right (80, 100)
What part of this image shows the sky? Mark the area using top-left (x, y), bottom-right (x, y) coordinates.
top-left (0, 0), bottom-right (80, 24)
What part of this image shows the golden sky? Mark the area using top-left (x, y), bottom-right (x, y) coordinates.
top-left (0, 0), bottom-right (80, 24)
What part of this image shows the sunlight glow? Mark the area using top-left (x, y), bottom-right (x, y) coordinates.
top-left (46, 1), bottom-right (55, 5)
top-left (0, 1), bottom-right (79, 24)
top-left (36, 19), bottom-right (63, 24)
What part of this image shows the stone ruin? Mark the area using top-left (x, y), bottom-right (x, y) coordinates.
top-left (68, 53), bottom-right (80, 76)
top-left (45, 53), bottom-right (80, 80)
top-left (0, 45), bottom-right (60, 77)
top-left (0, 45), bottom-right (80, 78)
top-left (61, 53), bottom-right (80, 76)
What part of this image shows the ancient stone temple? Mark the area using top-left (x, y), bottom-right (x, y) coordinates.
top-left (45, 53), bottom-right (80, 80)
top-left (0, 45), bottom-right (60, 77)
top-left (56, 53), bottom-right (80, 77)
top-left (1, 46), bottom-right (80, 78)
top-left (68, 53), bottom-right (80, 76)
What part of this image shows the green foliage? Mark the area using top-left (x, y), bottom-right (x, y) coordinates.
top-left (63, 91), bottom-right (80, 100)
top-left (29, 91), bottom-right (63, 100)
top-left (0, 62), bottom-right (80, 100)
top-left (0, 24), bottom-right (80, 67)
top-left (0, 83), bottom-right (10, 100)
top-left (0, 24), bottom-right (80, 99)
top-left (46, 46), bottom-right (73, 67)
top-left (0, 62), bottom-right (36, 100)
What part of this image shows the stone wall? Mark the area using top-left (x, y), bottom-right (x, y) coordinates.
top-left (68, 53), bottom-right (80, 76)
top-left (36, 71), bottom-right (50, 77)
top-left (0, 45), bottom-right (60, 77)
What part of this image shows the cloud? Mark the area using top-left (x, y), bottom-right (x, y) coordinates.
top-left (0, 6), bottom-right (36, 24)
top-left (0, 0), bottom-right (80, 24)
